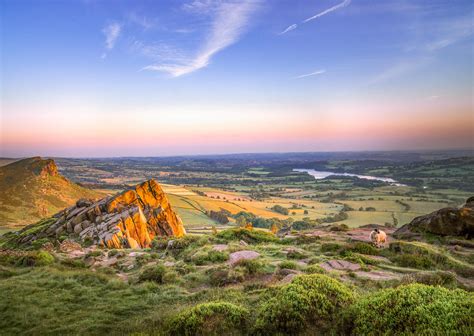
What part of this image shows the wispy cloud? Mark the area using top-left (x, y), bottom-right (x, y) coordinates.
top-left (279, 24), bottom-right (297, 35)
top-left (424, 15), bottom-right (473, 52)
top-left (295, 69), bottom-right (326, 79)
top-left (303, 0), bottom-right (351, 23)
top-left (128, 13), bottom-right (157, 31)
top-left (280, 0), bottom-right (351, 34)
top-left (103, 22), bottom-right (121, 49)
top-left (144, 0), bottom-right (261, 77)
top-left (368, 58), bottom-right (431, 85)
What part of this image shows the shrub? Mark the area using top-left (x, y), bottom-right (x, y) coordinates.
top-left (16, 250), bottom-right (54, 267)
top-left (207, 266), bottom-right (245, 286)
top-left (391, 254), bottom-right (434, 269)
top-left (191, 250), bottom-right (228, 265)
top-left (343, 284), bottom-right (474, 335)
top-left (279, 260), bottom-right (298, 270)
top-left (138, 265), bottom-right (166, 284)
top-left (401, 271), bottom-right (458, 288)
top-left (321, 242), bottom-right (343, 253)
top-left (329, 223), bottom-right (349, 232)
top-left (286, 249), bottom-right (308, 259)
top-left (216, 228), bottom-right (278, 244)
top-left (304, 265), bottom-right (326, 274)
top-left (34, 250), bottom-right (55, 266)
top-left (234, 258), bottom-right (265, 276)
top-left (255, 274), bottom-right (355, 334)
top-left (349, 242), bottom-right (379, 256)
top-left (168, 302), bottom-right (249, 336)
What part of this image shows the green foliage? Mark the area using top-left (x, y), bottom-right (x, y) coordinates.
top-left (349, 242), bottom-right (380, 256)
top-left (401, 271), bottom-right (458, 288)
top-left (234, 258), bottom-right (265, 276)
top-left (168, 302), bottom-right (249, 336)
top-left (329, 223), bottom-right (349, 231)
top-left (35, 251), bottom-right (55, 266)
top-left (321, 242), bottom-right (343, 253)
top-left (279, 260), bottom-right (298, 270)
top-left (271, 204), bottom-right (289, 215)
top-left (216, 228), bottom-right (278, 244)
top-left (343, 284), bottom-right (474, 335)
top-left (286, 249), bottom-right (308, 259)
top-left (13, 250), bottom-right (55, 267)
top-left (207, 266), bottom-right (245, 286)
top-left (255, 274), bottom-right (355, 334)
top-left (138, 265), bottom-right (166, 284)
top-left (391, 254), bottom-right (434, 269)
top-left (191, 250), bottom-right (228, 265)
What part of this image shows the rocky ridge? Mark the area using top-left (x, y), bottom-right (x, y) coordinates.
top-left (394, 197), bottom-right (474, 239)
top-left (11, 179), bottom-right (186, 248)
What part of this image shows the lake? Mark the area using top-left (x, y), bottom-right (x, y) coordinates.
top-left (293, 169), bottom-right (404, 186)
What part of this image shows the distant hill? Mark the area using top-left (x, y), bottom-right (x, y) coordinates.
top-left (0, 157), bottom-right (102, 229)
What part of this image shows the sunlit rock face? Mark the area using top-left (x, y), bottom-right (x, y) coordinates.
top-left (17, 179), bottom-right (186, 248)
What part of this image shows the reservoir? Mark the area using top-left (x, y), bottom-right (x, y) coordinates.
top-left (293, 169), bottom-right (404, 185)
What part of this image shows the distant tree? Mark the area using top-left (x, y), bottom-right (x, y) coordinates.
top-left (272, 205), bottom-right (289, 215)
top-left (303, 210), bottom-right (309, 215)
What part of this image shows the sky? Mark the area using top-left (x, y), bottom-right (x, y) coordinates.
top-left (0, 0), bottom-right (473, 157)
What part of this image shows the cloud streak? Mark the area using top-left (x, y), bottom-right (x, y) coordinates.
top-left (280, 0), bottom-right (351, 34)
top-left (295, 69), bottom-right (326, 79)
top-left (303, 0), bottom-right (351, 23)
top-left (103, 22), bottom-right (121, 49)
top-left (279, 24), bottom-right (297, 35)
top-left (144, 0), bottom-right (261, 77)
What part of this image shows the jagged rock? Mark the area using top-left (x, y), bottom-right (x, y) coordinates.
top-left (10, 179), bottom-right (185, 249)
top-left (394, 198), bottom-right (474, 239)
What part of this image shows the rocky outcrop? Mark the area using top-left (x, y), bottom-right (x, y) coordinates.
top-left (10, 179), bottom-right (186, 249)
top-left (394, 198), bottom-right (474, 239)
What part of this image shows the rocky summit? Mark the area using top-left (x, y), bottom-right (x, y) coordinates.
top-left (10, 179), bottom-right (186, 249)
top-left (394, 197), bottom-right (474, 239)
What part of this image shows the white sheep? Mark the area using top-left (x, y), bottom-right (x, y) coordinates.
top-left (370, 228), bottom-right (387, 248)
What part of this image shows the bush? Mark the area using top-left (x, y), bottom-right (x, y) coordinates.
top-left (349, 242), bottom-right (380, 256)
top-left (138, 265), bottom-right (166, 284)
top-left (321, 242), bottom-right (343, 253)
top-left (255, 274), bottom-right (355, 334)
top-left (391, 254), bottom-right (434, 269)
top-left (16, 250), bottom-right (54, 267)
top-left (329, 223), bottom-right (349, 231)
top-left (401, 271), bottom-right (458, 288)
top-left (34, 250), bottom-right (55, 266)
top-left (216, 228), bottom-right (278, 244)
top-left (234, 258), bottom-right (265, 276)
top-left (168, 302), bottom-right (249, 336)
top-left (279, 260), bottom-right (299, 270)
top-left (191, 250), bottom-right (228, 265)
top-left (343, 284), bottom-right (474, 335)
top-left (207, 266), bottom-right (245, 286)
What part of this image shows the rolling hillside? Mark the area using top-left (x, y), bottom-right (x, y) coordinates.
top-left (0, 157), bottom-right (102, 230)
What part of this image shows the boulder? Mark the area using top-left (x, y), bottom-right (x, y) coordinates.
top-left (394, 198), bottom-right (474, 239)
top-left (228, 250), bottom-right (260, 265)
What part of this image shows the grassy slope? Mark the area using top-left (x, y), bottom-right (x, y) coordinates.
top-left (0, 158), bottom-right (102, 229)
